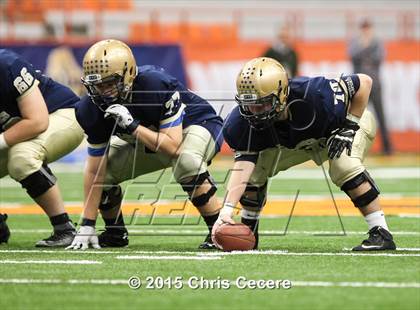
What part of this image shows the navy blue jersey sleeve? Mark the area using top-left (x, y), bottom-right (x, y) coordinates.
top-left (223, 108), bottom-right (260, 163)
top-left (328, 74), bottom-right (360, 114)
top-left (136, 67), bottom-right (186, 130)
top-left (159, 90), bottom-right (186, 129)
top-left (75, 97), bottom-right (115, 156)
top-left (7, 56), bottom-right (37, 101)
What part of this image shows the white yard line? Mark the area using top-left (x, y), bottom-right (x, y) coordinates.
top-left (116, 255), bottom-right (221, 260)
top-left (196, 250), bottom-right (420, 257)
top-left (0, 260), bottom-right (102, 264)
top-left (237, 252), bottom-right (420, 257)
top-left (0, 278), bottom-right (418, 289)
top-left (0, 249), bottom-right (419, 257)
top-left (10, 229), bottom-right (420, 236)
top-left (398, 214), bottom-right (420, 218)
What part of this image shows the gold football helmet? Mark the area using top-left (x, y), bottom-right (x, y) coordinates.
top-left (81, 39), bottom-right (137, 110)
top-left (235, 57), bottom-right (289, 129)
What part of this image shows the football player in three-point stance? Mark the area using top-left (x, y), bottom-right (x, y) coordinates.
top-left (67, 39), bottom-right (223, 250)
top-left (0, 49), bottom-right (84, 247)
top-left (213, 57), bottom-right (396, 251)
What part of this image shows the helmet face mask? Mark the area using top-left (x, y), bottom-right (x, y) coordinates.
top-left (81, 39), bottom-right (137, 111)
top-left (236, 93), bottom-right (280, 130)
top-left (235, 57), bottom-right (289, 130)
top-left (82, 73), bottom-right (125, 111)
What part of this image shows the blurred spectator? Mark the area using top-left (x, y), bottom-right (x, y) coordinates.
top-left (348, 19), bottom-right (392, 155)
top-left (263, 25), bottom-right (298, 77)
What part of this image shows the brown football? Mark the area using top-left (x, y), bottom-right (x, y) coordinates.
top-left (214, 223), bottom-right (256, 252)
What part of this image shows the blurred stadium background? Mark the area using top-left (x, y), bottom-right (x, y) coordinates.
top-left (0, 0), bottom-right (419, 161)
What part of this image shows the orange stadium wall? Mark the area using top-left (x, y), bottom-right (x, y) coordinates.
top-left (182, 39), bottom-right (420, 154)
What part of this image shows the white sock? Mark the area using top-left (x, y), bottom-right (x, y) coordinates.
top-left (364, 210), bottom-right (389, 231)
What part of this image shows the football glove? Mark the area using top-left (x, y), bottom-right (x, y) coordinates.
top-left (66, 225), bottom-right (100, 250)
top-left (327, 118), bottom-right (360, 159)
top-left (0, 214), bottom-right (10, 244)
top-left (104, 104), bottom-right (140, 134)
top-left (211, 204), bottom-right (236, 250)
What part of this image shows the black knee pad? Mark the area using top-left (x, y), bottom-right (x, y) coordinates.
top-left (20, 165), bottom-right (56, 198)
top-left (239, 182), bottom-right (267, 210)
top-left (180, 171), bottom-right (217, 207)
top-left (99, 185), bottom-right (123, 211)
top-left (341, 170), bottom-right (380, 208)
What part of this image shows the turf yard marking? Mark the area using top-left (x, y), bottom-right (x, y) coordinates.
top-left (196, 251), bottom-right (420, 257)
top-left (1, 249), bottom-right (419, 257)
top-left (0, 279), bottom-right (126, 285)
top-left (115, 255), bottom-right (222, 260)
top-left (398, 214), bottom-right (420, 218)
top-left (10, 229), bottom-right (420, 236)
top-left (0, 278), bottom-right (419, 289)
top-left (0, 260), bottom-right (102, 264)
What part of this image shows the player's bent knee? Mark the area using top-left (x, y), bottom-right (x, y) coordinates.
top-left (341, 171), bottom-right (380, 208)
top-left (179, 171), bottom-right (217, 207)
top-left (173, 152), bottom-right (205, 182)
top-left (329, 154), bottom-right (365, 188)
top-left (239, 182), bottom-right (267, 210)
top-left (19, 165), bottom-right (57, 198)
top-left (7, 151), bottom-right (40, 181)
top-left (99, 185), bottom-right (123, 211)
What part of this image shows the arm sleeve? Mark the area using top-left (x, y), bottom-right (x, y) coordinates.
top-left (159, 90), bottom-right (186, 129)
top-left (234, 151), bottom-right (259, 163)
top-left (8, 57), bottom-right (38, 101)
top-left (87, 142), bottom-right (108, 157)
top-left (75, 99), bottom-right (112, 156)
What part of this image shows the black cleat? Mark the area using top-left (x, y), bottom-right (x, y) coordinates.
top-left (98, 228), bottom-right (129, 247)
top-left (352, 226), bottom-right (396, 251)
top-left (198, 233), bottom-right (217, 250)
top-left (35, 229), bottom-right (76, 247)
top-left (0, 214), bottom-right (11, 244)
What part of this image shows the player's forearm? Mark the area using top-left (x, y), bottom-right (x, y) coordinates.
top-left (348, 74), bottom-right (373, 119)
top-left (82, 158), bottom-right (107, 221)
top-left (134, 126), bottom-right (180, 157)
top-left (221, 160), bottom-right (256, 216)
top-left (2, 118), bottom-right (48, 147)
top-left (82, 171), bottom-right (104, 220)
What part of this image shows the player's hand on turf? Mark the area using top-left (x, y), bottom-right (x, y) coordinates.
top-left (211, 215), bottom-right (235, 249)
top-left (327, 118), bottom-right (360, 159)
top-left (66, 225), bottom-right (100, 250)
top-left (104, 104), bottom-right (139, 134)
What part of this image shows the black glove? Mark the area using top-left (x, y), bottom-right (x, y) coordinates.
top-left (0, 213), bottom-right (11, 244)
top-left (327, 118), bottom-right (360, 159)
